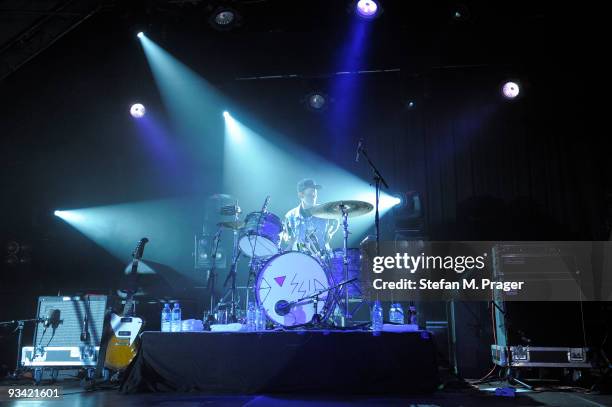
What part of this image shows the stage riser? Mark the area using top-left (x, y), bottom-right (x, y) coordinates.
top-left (121, 331), bottom-right (439, 394)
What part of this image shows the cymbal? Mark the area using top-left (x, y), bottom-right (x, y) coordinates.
top-left (220, 204), bottom-right (241, 215)
top-left (310, 200), bottom-right (373, 219)
top-left (217, 221), bottom-right (245, 230)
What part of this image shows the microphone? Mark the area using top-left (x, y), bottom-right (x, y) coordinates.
top-left (44, 309), bottom-right (61, 329)
top-left (355, 139), bottom-right (363, 162)
top-left (275, 300), bottom-right (291, 316)
top-left (261, 195), bottom-right (271, 214)
top-left (81, 297), bottom-right (90, 342)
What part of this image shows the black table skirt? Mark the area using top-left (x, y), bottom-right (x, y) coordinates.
top-left (120, 330), bottom-right (439, 394)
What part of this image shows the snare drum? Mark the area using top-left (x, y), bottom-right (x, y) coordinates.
top-left (238, 211), bottom-right (282, 258)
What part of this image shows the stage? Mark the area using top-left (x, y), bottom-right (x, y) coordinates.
top-left (120, 330), bottom-right (439, 394)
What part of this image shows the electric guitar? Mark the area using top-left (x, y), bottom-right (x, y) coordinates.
top-left (104, 238), bottom-right (148, 371)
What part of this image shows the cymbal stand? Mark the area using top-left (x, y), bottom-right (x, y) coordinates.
top-left (246, 196), bottom-right (270, 308)
top-left (340, 204), bottom-right (351, 321)
top-left (207, 227), bottom-right (222, 321)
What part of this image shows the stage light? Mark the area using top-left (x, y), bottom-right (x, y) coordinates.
top-left (53, 199), bottom-right (198, 266)
top-left (355, 0), bottom-right (379, 19)
top-left (502, 81), bottom-right (520, 99)
top-left (306, 93), bottom-right (327, 111)
top-left (210, 7), bottom-right (240, 31)
top-left (130, 103), bottom-right (146, 118)
top-left (54, 210), bottom-right (84, 222)
top-left (405, 100), bottom-right (416, 110)
top-left (223, 117), bottom-right (399, 245)
top-left (137, 32), bottom-right (144, 38)
top-left (391, 195), bottom-right (403, 207)
top-left (451, 4), bottom-right (470, 22)
top-left (379, 194), bottom-right (401, 209)
top-left (223, 111), bottom-right (244, 143)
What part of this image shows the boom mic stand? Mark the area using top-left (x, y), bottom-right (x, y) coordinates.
top-left (358, 142), bottom-right (389, 257)
top-left (206, 228), bottom-right (222, 323)
top-left (222, 236), bottom-right (241, 323)
top-left (1, 318), bottom-right (43, 379)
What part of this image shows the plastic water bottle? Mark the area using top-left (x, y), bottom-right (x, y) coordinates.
top-left (171, 302), bottom-right (182, 332)
top-left (161, 303), bottom-right (171, 332)
top-left (371, 300), bottom-right (383, 333)
top-left (255, 305), bottom-right (266, 331)
top-left (246, 302), bottom-right (256, 332)
top-left (409, 305), bottom-right (418, 326)
top-left (389, 303), bottom-right (397, 323)
top-left (389, 302), bottom-right (405, 324)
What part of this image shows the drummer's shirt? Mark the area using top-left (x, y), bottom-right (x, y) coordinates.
top-left (283, 205), bottom-right (338, 254)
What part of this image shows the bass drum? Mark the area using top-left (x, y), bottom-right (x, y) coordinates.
top-left (256, 251), bottom-right (335, 327)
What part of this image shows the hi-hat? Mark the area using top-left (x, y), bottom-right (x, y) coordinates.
top-left (220, 205), bottom-right (241, 216)
top-left (310, 200), bottom-right (373, 219)
top-left (217, 221), bottom-right (245, 230)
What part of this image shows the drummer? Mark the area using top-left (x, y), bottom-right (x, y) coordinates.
top-left (282, 178), bottom-right (339, 257)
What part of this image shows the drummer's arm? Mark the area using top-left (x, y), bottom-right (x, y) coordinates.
top-left (282, 217), bottom-right (297, 250)
top-left (327, 219), bottom-right (340, 237)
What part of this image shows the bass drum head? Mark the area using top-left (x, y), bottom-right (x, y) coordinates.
top-left (256, 251), bottom-right (333, 327)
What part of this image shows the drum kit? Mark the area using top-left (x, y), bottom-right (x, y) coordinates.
top-left (209, 198), bottom-right (374, 329)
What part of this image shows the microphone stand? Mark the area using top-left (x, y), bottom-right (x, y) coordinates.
top-left (279, 278), bottom-right (358, 329)
top-left (246, 196), bottom-right (270, 311)
top-left (358, 146), bottom-right (389, 256)
top-left (207, 228), bottom-right (222, 321)
top-left (0, 318), bottom-right (42, 379)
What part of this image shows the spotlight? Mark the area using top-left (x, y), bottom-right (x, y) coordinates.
top-left (54, 210), bottom-right (84, 222)
top-left (451, 4), bottom-right (470, 22)
top-left (223, 111), bottom-right (230, 118)
top-left (502, 81), bottom-right (521, 100)
top-left (130, 103), bottom-right (146, 118)
top-left (137, 32), bottom-right (144, 38)
top-left (405, 100), bottom-right (417, 110)
top-left (209, 7), bottom-right (240, 31)
top-left (306, 92), bottom-right (328, 111)
top-left (391, 195), bottom-right (403, 207)
top-left (355, 0), bottom-right (380, 19)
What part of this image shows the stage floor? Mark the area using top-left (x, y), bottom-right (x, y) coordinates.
top-left (2, 379), bottom-right (611, 407)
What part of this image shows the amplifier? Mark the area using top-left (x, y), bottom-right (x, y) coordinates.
top-left (491, 244), bottom-right (589, 347)
top-left (29, 295), bottom-right (107, 368)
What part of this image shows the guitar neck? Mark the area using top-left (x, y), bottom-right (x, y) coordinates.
top-left (122, 238), bottom-right (147, 317)
top-left (122, 296), bottom-right (135, 317)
